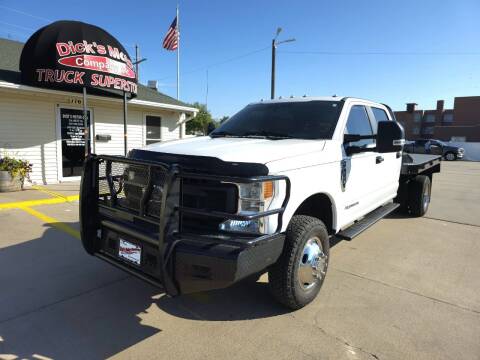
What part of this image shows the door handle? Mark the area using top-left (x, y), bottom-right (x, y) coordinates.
top-left (376, 156), bottom-right (384, 164)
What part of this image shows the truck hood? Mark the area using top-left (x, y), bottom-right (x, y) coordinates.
top-left (144, 136), bottom-right (326, 164)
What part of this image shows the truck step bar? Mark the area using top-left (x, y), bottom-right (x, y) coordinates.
top-left (336, 203), bottom-right (400, 241)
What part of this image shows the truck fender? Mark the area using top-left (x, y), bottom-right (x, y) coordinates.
top-left (282, 192), bottom-right (337, 234)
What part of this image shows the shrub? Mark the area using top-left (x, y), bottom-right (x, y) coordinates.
top-left (0, 157), bottom-right (33, 186)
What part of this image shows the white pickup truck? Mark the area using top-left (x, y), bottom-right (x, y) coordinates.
top-left (80, 96), bottom-right (441, 309)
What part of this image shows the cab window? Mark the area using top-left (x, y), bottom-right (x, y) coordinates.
top-left (371, 107), bottom-right (389, 122)
top-left (370, 107), bottom-right (389, 134)
top-left (345, 105), bottom-right (374, 147)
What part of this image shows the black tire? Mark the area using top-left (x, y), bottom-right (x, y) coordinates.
top-left (268, 215), bottom-right (330, 310)
top-left (409, 175), bottom-right (431, 217)
top-left (444, 152), bottom-right (457, 161)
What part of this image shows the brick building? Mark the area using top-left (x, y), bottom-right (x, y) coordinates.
top-left (395, 96), bottom-right (480, 141)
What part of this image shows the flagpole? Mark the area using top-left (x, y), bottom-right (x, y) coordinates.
top-left (176, 4), bottom-right (180, 100)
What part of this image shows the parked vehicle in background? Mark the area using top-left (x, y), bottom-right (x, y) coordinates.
top-left (80, 97), bottom-right (442, 310)
top-left (404, 139), bottom-right (464, 161)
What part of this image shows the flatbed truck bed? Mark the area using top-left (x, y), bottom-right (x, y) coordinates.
top-left (401, 153), bottom-right (441, 175)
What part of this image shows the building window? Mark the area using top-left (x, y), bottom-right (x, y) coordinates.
top-left (146, 115), bottom-right (162, 145)
top-left (423, 126), bottom-right (434, 135)
top-left (413, 126), bottom-right (420, 135)
top-left (414, 113), bottom-right (422, 122)
top-left (443, 113), bottom-right (454, 123)
top-left (425, 114), bottom-right (435, 123)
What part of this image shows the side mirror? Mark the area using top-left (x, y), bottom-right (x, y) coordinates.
top-left (376, 121), bottom-right (405, 153)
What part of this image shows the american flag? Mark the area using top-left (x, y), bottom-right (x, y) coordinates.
top-left (163, 17), bottom-right (178, 50)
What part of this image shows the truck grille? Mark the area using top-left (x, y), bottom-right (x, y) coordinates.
top-left (98, 160), bottom-right (167, 219)
top-left (180, 178), bottom-right (238, 233)
top-left (97, 158), bottom-right (238, 233)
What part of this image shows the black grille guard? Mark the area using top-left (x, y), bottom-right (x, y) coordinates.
top-left (80, 154), bottom-right (291, 295)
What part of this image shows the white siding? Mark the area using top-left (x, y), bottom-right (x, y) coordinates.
top-left (143, 112), bottom-right (181, 143)
top-left (0, 90), bottom-right (184, 184)
top-left (93, 105), bottom-right (144, 155)
top-left (0, 95), bottom-right (58, 184)
top-left (159, 112), bottom-right (181, 142)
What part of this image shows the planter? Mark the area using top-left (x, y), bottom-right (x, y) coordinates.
top-left (0, 170), bottom-right (23, 192)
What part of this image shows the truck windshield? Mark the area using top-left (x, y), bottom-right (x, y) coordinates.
top-left (211, 100), bottom-right (343, 140)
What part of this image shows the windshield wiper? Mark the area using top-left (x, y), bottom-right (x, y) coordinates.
top-left (210, 131), bottom-right (237, 138)
top-left (241, 130), bottom-right (293, 139)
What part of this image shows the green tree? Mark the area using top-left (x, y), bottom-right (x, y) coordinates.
top-left (186, 102), bottom-right (214, 135)
top-left (219, 115), bottom-right (229, 124)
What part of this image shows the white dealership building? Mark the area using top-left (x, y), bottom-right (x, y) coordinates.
top-left (0, 38), bottom-right (197, 184)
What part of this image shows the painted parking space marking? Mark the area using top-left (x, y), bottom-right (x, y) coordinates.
top-left (0, 188), bottom-right (80, 239)
top-left (31, 185), bottom-right (74, 201)
top-left (0, 195), bottom-right (79, 210)
top-left (19, 206), bottom-right (80, 240)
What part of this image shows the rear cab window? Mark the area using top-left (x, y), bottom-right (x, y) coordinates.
top-left (369, 107), bottom-right (390, 134)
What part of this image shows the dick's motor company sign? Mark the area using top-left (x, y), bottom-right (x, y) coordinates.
top-left (37, 40), bottom-right (137, 93)
top-left (20, 21), bottom-right (138, 96)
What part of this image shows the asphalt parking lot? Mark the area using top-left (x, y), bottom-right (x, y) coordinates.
top-left (0, 161), bottom-right (479, 360)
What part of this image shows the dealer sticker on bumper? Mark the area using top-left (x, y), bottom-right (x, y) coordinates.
top-left (118, 239), bottom-right (141, 265)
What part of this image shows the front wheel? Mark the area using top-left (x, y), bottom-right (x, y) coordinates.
top-left (268, 215), bottom-right (330, 310)
top-left (444, 152), bottom-right (457, 161)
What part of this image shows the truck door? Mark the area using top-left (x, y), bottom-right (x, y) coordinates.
top-left (368, 106), bottom-right (402, 205)
top-left (340, 105), bottom-right (379, 223)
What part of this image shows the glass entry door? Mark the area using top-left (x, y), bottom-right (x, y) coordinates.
top-left (60, 108), bottom-right (91, 177)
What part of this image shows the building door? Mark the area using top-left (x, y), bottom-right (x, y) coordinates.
top-left (58, 107), bottom-right (91, 178)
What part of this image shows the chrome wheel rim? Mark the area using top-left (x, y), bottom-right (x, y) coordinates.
top-left (423, 182), bottom-right (430, 211)
top-left (446, 153), bottom-right (455, 161)
top-left (297, 236), bottom-right (327, 290)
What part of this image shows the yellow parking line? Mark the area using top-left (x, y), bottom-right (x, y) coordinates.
top-left (0, 195), bottom-right (79, 210)
top-left (31, 185), bottom-right (67, 199)
top-left (19, 206), bottom-right (81, 240)
top-left (31, 185), bottom-right (76, 201)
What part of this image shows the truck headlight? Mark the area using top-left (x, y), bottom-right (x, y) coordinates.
top-left (219, 180), bottom-right (281, 234)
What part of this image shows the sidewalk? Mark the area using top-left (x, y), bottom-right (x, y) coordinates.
top-left (0, 181), bottom-right (80, 204)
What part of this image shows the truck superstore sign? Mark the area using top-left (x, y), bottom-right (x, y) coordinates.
top-left (20, 20), bottom-right (137, 96)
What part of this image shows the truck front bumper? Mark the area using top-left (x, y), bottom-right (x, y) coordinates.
top-left (94, 224), bottom-right (285, 294)
top-left (80, 154), bottom-right (290, 296)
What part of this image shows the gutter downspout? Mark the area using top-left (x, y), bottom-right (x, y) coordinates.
top-left (178, 111), bottom-right (198, 139)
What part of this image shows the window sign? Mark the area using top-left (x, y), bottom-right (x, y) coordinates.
top-left (60, 108), bottom-right (91, 177)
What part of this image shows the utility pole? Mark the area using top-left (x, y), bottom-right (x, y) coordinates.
top-left (271, 39), bottom-right (276, 100)
top-left (135, 44), bottom-right (139, 80)
top-left (133, 44), bottom-right (147, 81)
top-left (270, 28), bottom-right (296, 100)
top-left (206, 69), bottom-right (209, 108)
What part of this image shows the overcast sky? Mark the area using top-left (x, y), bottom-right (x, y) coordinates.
top-left (1, 0), bottom-right (479, 117)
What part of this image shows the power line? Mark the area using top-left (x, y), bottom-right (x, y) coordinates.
top-left (279, 50), bottom-right (480, 56)
top-left (0, 29), bottom-right (29, 41)
top-left (157, 46), bottom-right (269, 81)
top-left (0, 5), bottom-right (52, 23)
top-left (0, 21), bottom-right (37, 32)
